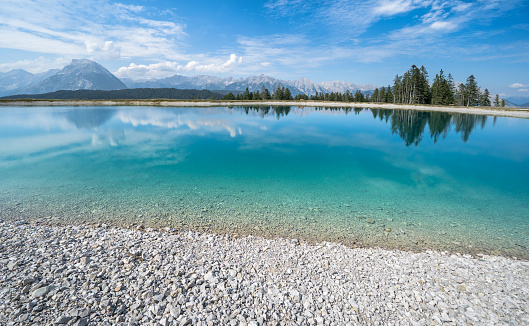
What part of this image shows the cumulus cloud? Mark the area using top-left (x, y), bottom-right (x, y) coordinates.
top-left (115, 54), bottom-right (243, 79)
top-left (85, 40), bottom-right (121, 59)
top-left (509, 83), bottom-right (528, 88)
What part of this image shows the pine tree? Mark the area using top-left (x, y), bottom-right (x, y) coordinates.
top-left (494, 94), bottom-right (500, 107)
top-left (284, 88), bottom-right (293, 100)
top-left (480, 89), bottom-right (491, 106)
top-left (372, 89), bottom-right (379, 102)
top-left (465, 75), bottom-right (479, 106)
top-left (274, 85), bottom-right (284, 100)
top-left (222, 92), bottom-right (236, 100)
top-left (385, 85), bottom-right (393, 103)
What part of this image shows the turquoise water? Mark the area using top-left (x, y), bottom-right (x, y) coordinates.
top-left (0, 106), bottom-right (528, 258)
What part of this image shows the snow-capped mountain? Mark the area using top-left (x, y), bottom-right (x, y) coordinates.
top-left (0, 69), bottom-right (60, 97)
top-left (123, 73), bottom-right (376, 96)
top-left (20, 59), bottom-right (127, 94)
top-left (1, 59), bottom-right (375, 97)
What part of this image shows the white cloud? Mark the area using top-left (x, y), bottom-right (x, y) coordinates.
top-left (510, 83), bottom-right (528, 88)
top-left (430, 21), bottom-right (457, 31)
top-left (373, 0), bottom-right (416, 16)
top-left (0, 0), bottom-right (187, 60)
top-left (517, 89), bottom-right (528, 92)
top-left (0, 57), bottom-right (71, 73)
top-left (85, 40), bottom-right (121, 59)
top-left (115, 54), bottom-right (243, 79)
top-left (115, 3), bottom-right (144, 13)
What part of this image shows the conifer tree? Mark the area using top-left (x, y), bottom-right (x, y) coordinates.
top-left (494, 94), bottom-right (500, 107)
top-left (284, 88), bottom-right (293, 100)
top-left (480, 89), bottom-right (491, 106)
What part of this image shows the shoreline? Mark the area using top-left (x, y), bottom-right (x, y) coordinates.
top-left (1, 219), bottom-right (528, 325)
top-left (1, 99), bottom-right (529, 118)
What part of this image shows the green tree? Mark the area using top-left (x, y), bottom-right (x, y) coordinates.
top-left (284, 87), bottom-right (293, 100)
top-left (274, 84), bottom-right (284, 100)
top-left (465, 75), bottom-right (479, 106)
top-left (372, 88), bottom-right (379, 102)
top-left (431, 69), bottom-right (454, 105)
top-left (222, 92), bottom-right (236, 100)
top-left (494, 94), bottom-right (500, 107)
top-left (480, 89), bottom-right (491, 106)
top-left (354, 90), bottom-right (365, 102)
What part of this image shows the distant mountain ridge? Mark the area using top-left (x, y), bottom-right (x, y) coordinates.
top-left (1, 59), bottom-right (377, 97)
top-left (122, 74), bottom-right (377, 96)
top-left (505, 97), bottom-right (529, 108)
top-left (21, 59), bottom-right (127, 94)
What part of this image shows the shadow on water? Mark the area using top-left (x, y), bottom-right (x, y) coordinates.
top-left (235, 106), bottom-right (490, 146)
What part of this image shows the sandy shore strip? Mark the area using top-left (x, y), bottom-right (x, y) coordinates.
top-left (1, 99), bottom-right (528, 119)
top-left (1, 220), bottom-right (527, 326)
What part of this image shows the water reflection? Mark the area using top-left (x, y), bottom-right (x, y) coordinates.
top-left (236, 106), bottom-right (491, 146)
top-left (64, 108), bottom-right (116, 129)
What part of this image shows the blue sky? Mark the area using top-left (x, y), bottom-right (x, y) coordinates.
top-left (0, 0), bottom-right (528, 96)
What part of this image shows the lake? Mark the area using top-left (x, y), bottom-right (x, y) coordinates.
top-left (0, 106), bottom-right (528, 258)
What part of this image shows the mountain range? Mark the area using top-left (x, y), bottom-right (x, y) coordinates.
top-left (0, 59), bottom-right (376, 98)
top-left (504, 97), bottom-right (529, 108)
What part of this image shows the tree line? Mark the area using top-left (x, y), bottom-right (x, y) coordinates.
top-left (224, 65), bottom-right (504, 107)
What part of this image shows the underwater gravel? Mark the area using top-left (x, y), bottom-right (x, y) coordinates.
top-left (1, 219), bottom-right (528, 326)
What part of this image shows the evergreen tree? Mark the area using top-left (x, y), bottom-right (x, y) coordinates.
top-left (372, 89), bottom-right (379, 102)
top-left (430, 69), bottom-right (454, 105)
top-left (222, 92), bottom-right (236, 100)
top-left (354, 90), bottom-right (365, 102)
top-left (465, 75), bottom-right (479, 106)
top-left (494, 94), bottom-right (500, 107)
top-left (385, 85), bottom-right (393, 103)
top-left (480, 89), bottom-right (491, 106)
top-left (252, 90), bottom-right (261, 100)
top-left (242, 87), bottom-right (251, 100)
top-left (284, 87), bottom-right (293, 100)
top-left (274, 84), bottom-right (284, 100)
top-left (501, 99), bottom-right (505, 107)
top-left (379, 87), bottom-right (386, 103)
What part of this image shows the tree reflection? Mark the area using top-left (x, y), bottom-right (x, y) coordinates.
top-left (234, 105), bottom-right (492, 146)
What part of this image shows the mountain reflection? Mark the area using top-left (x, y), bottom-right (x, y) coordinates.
top-left (64, 108), bottom-right (115, 129)
top-left (235, 106), bottom-right (490, 146)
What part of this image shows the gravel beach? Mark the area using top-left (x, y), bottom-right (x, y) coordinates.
top-left (1, 220), bottom-right (527, 326)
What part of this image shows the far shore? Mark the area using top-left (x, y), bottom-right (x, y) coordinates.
top-left (1, 99), bottom-right (529, 118)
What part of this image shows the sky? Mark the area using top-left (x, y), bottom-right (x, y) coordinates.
top-left (0, 0), bottom-right (528, 97)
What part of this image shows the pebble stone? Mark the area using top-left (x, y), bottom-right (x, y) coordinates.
top-left (0, 220), bottom-right (528, 325)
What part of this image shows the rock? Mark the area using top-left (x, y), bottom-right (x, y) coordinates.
top-left (31, 286), bottom-right (50, 298)
top-left (54, 315), bottom-right (73, 324)
top-left (385, 228), bottom-right (391, 232)
top-left (80, 256), bottom-right (90, 264)
top-left (7, 261), bottom-right (17, 270)
top-left (74, 318), bottom-right (88, 326)
top-left (78, 308), bottom-right (90, 318)
top-left (367, 219), bottom-right (375, 224)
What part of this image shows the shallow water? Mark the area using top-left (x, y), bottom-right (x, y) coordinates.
top-left (0, 106), bottom-right (528, 258)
